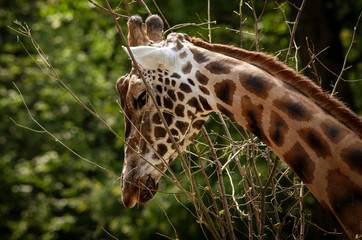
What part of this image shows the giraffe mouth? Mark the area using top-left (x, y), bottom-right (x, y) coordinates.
top-left (122, 175), bottom-right (158, 208)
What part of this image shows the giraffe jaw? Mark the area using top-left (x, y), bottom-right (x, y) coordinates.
top-left (121, 174), bottom-right (159, 208)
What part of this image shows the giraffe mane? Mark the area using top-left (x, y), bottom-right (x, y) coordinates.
top-left (187, 36), bottom-right (362, 138)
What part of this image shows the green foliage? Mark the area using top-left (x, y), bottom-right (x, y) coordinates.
top-left (1, 0), bottom-right (361, 239)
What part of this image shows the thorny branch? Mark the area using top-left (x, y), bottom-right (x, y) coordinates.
top-left (331, 12), bottom-right (362, 96)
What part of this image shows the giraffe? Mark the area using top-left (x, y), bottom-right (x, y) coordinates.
top-left (116, 15), bottom-right (362, 238)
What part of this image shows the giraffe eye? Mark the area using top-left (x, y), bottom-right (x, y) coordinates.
top-left (134, 91), bottom-right (147, 109)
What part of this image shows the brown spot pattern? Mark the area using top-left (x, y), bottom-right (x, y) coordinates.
top-left (170, 129), bottom-right (178, 136)
top-left (162, 112), bottom-right (173, 125)
top-left (180, 83), bottom-right (192, 93)
top-left (175, 104), bottom-right (185, 117)
top-left (195, 70), bottom-right (209, 85)
top-left (240, 73), bottom-right (275, 99)
top-left (171, 72), bottom-right (181, 79)
top-left (156, 95), bottom-right (161, 106)
top-left (199, 86), bottom-right (210, 95)
top-left (297, 128), bottom-right (331, 158)
top-left (163, 96), bottom-right (173, 109)
top-left (273, 95), bottom-right (312, 121)
top-left (326, 169), bottom-right (362, 234)
top-left (182, 61), bottom-right (192, 74)
top-left (187, 97), bottom-right (202, 112)
top-left (167, 89), bottom-right (176, 101)
top-left (157, 143), bottom-right (168, 156)
top-left (269, 111), bottom-right (289, 146)
top-left (205, 61), bottom-right (233, 74)
top-left (172, 39), bottom-right (183, 51)
top-left (154, 126), bottom-right (166, 139)
top-left (283, 142), bottom-right (315, 184)
top-left (321, 119), bottom-right (348, 143)
top-left (152, 113), bottom-right (162, 124)
top-left (175, 120), bottom-right (189, 135)
top-left (187, 78), bottom-right (195, 86)
top-left (177, 92), bottom-right (185, 101)
top-left (340, 142), bottom-right (362, 175)
top-left (189, 47), bottom-right (209, 63)
top-left (156, 85), bottom-right (163, 93)
top-left (187, 110), bottom-right (193, 118)
top-left (188, 132), bottom-right (198, 141)
top-left (214, 80), bottom-right (236, 105)
top-left (192, 120), bottom-right (205, 130)
top-left (241, 96), bottom-right (270, 145)
top-left (199, 96), bottom-right (212, 111)
top-left (179, 51), bottom-right (187, 59)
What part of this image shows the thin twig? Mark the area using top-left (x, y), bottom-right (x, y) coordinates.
top-left (221, 146), bottom-right (246, 171)
top-left (201, 127), bottom-right (236, 240)
top-left (285, 0), bottom-right (306, 65)
top-left (88, 0), bottom-right (128, 19)
top-left (331, 12), bottom-right (361, 96)
top-left (153, 198), bottom-right (179, 239)
top-left (193, 141), bottom-right (227, 239)
top-left (138, 0), bottom-right (152, 15)
top-left (239, 0), bottom-right (244, 48)
top-left (152, 0), bottom-right (170, 29)
top-left (121, 0), bottom-right (131, 16)
top-left (260, 157), bottom-right (280, 237)
top-left (101, 226), bottom-right (120, 240)
top-left (299, 181), bottom-right (305, 240)
top-left (13, 83), bottom-right (119, 178)
top-left (207, 0), bottom-right (212, 42)
top-left (305, 37), bottom-right (322, 85)
top-left (248, 0), bottom-right (260, 51)
top-left (164, 21), bottom-right (216, 34)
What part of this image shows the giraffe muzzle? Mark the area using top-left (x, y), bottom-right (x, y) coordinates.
top-left (122, 175), bottom-right (158, 208)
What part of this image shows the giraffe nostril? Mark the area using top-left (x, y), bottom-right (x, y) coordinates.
top-left (122, 183), bottom-right (139, 208)
top-left (122, 191), bottom-right (138, 208)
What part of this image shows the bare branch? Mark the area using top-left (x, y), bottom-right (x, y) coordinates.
top-left (88, 0), bottom-right (128, 19)
top-left (13, 83), bottom-right (119, 178)
top-left (164, 21), bottom-right (216, 34)
top-left (285, 0), bottom-right (306, 65)
top-left (331, 12), bottom-right (361, 96)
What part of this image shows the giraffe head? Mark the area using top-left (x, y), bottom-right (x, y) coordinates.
top-left (117, 15), bottom-right (213, 208)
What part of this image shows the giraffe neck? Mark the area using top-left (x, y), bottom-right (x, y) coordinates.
top-left (188, 36), bottom-right (362, 138)
top-left (182, 42), bottom-right (362, 237)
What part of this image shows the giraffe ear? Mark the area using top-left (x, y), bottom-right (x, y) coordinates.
top-left (122, 46), bottom-right (177, 71)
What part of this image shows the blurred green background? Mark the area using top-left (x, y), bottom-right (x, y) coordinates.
top-left (1, 0), bottom-right (361, 239)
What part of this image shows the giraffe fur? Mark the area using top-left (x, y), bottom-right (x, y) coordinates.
top-left (116, 15), bottom-right (362, 238)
